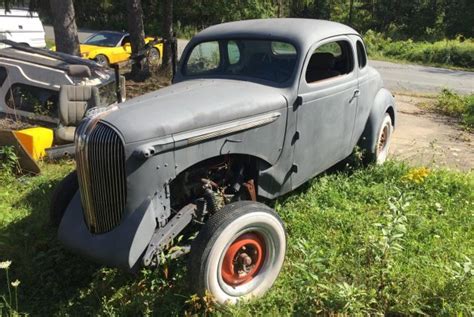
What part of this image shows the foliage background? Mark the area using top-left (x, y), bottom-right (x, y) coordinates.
top-left (8, 0), bottom-right (472, 40)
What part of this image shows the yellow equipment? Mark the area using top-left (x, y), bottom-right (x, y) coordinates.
top-left (13, 127), bottom-right (54, 160)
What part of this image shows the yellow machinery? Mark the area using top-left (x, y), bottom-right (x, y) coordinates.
top-left (13, 127), bottom-right (54, 160)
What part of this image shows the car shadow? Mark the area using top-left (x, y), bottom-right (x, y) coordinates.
top-left (0, 176), bottom-right (193, 315)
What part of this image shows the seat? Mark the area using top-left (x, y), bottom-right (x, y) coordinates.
top-left (306, 52), bottom-right (340, 83)
top-left (55, 85), bottom-right (100, 143)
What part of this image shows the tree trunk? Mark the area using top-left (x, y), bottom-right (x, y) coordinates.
top-left (348, 0), bottom-right (354, 25)
top-left (50, 0), bottom-right (80, 56)
top-left (161, 0), bottom-right (174, 77)
top-left (277, 0), bottom-right (283, 17)
top-left (127, 0), bottom-right (148, 79)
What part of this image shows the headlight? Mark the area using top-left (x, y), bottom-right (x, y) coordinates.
top-left (81, 52), bottom-right (89, 58)
top-left (85, 104), bottom-right (118, 119)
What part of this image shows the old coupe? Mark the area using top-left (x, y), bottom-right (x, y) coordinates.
top-left (52, 19), bottom-right (396, 304)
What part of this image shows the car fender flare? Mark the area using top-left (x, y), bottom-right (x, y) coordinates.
top-left (358, 88), bottom-right (396, 154)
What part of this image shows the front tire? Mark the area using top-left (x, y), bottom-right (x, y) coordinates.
top-left (50, 171), bottom-right (78, 226)
top-left (188, 201), bottom-right (286, 304)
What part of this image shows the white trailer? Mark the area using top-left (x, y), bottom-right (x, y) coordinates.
top-left (0, 9), bottom-right (46, 48)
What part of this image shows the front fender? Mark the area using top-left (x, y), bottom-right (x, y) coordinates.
top-left (358, 88), bottom-right (396, 154)
top-left (58, 191), bottom-right (161, 270)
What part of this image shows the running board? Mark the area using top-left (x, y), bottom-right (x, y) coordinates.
top-left (142, 204), bottom-right (196, 266)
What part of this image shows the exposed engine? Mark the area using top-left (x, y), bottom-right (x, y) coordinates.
top-left (170, 155), bottom-right (257, 214)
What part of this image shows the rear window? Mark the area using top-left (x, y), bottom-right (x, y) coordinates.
top-left (5, 83), bottom-right (58, 117)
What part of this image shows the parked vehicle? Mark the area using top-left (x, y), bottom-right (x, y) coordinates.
top-left (0, 40), bottom-right (125, 144)
top-left (53, 19), bottom-right (396, 304)
top-left (0, 9), bottom-right (46, 48)
top-left (76, 31), bottom-right (163, 66)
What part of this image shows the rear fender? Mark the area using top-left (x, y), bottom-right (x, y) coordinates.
top-left (358, 88), bottom-right (396, 154)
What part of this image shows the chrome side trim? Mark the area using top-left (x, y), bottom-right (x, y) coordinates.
top-left (134, 112), bottom-right (281, 158)
top-left (178, 111), bottom-right (281, 146)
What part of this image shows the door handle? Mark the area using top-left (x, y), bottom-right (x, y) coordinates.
top-left (349, 89), bottom-right (360, 103)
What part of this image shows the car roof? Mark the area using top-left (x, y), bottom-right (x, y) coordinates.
top-left (192, 18), bottom-right (359, 50)
top-left (92, 31), bottom-right (127, 36)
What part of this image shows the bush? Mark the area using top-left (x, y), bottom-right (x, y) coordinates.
top-left (364, 31), bottom-right (474, 69)
top-left (435, 89), bottom-right (474, 128)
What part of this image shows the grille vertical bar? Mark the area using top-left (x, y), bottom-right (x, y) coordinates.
top-left (76, 122), bottom-right (127, 234)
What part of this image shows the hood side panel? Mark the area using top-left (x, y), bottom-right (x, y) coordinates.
top-left (102, 79), bottom-right (287, 143)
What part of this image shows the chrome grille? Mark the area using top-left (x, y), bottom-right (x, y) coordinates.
top-left (76, 121), bottom-right (127, 234)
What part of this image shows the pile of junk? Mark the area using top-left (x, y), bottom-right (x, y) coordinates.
top-left (0, 40), bottom-right (126, 174)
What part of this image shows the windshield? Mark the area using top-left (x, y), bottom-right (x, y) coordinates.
top-left (183, 39), bottom-right (298, 84)
top-left (84, 32), bottom-right (123, 47)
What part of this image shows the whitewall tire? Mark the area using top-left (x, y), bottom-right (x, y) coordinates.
top-left (188, 201), bottom-right (286, 304)
top-left (375, 113), bottom-right (393, 164)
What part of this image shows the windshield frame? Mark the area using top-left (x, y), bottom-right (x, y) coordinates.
top-left (179, 37), bottom-right (300, 88)
top-left (83, 32), bottom-right (125, 47)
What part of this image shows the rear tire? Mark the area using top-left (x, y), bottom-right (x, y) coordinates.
top-left (147, 48), bottom-right (161, 66)
top-left (188, 201), bottom-right (286, 304)
top-left (358, 112), bottom-right (394, 166)
top-left (50, 171), bottom-right (78, 226)
top-left (374, 113), bottom-right (393, 164)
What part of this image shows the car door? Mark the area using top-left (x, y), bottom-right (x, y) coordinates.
top-left (292, 36), bottom-right (359, 188)
top-left (350, 36), bottom-right (379, 148)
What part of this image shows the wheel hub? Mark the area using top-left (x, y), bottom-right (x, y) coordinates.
top-left (221, 233), bottom-right (265, 286)
top-left (378, 125), bottom-right (389, 152)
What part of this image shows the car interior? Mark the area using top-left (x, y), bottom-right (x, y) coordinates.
top-left (185, 40), bottom-right (297, 84)
top-left (305, 40), bottom-right (354, 83)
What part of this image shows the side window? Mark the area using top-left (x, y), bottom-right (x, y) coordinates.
top-left (356, 40), bottom-right (367, 68)
top-left (271, 42), bottom-right (297, 56)
top-left (121, 36), bottom-right (130, 47)
top-left (305, 40), bottom-right (354, 83)
top-left (185, 41), bottom-right (221, 75)
top-left (0, 67), bottom-right (7, 87)
top-left (5, 84), bottom-right (59, 117)
top-left (227, 41), bottom-right (240, 65)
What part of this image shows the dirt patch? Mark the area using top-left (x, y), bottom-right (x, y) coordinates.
top-left (125, 74), bottom-right (170, 99)
top-left (390, 93), bottom-right (473, 171)
top-left (0, 115), bottom-right (34, 131)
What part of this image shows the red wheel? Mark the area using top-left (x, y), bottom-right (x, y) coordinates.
top-left (221, 233), bottom-right (266, 286)
top-left (188, 201), bottom-right (286, 304)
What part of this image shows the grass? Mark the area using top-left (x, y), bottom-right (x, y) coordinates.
top-left (0, 161), bottom-right (472, 315)
top-left (364, 31), bottom-right (474, 70)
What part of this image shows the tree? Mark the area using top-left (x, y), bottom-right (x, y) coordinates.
top-left (126, 0), bottom-right (147, 79)
top-left (49, 0), bottom-right (80, 56)
top-left (161, 0), bottom-right (174, 76)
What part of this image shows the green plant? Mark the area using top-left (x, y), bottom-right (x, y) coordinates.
top-left (371, 193), bottom-right (409, 310)
top-left (434, 89), bottom-right (474, 129)
top-left (0, 260), bottom-right (22, 316)
top-left (0, 146), bottom-right (20, 174)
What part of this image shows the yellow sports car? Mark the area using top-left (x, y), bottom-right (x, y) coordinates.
top-left (78, 31), bottom-right (163, 66)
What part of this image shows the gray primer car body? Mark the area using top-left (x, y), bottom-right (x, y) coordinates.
top-left (58, 19), bottom-right (396, 270)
